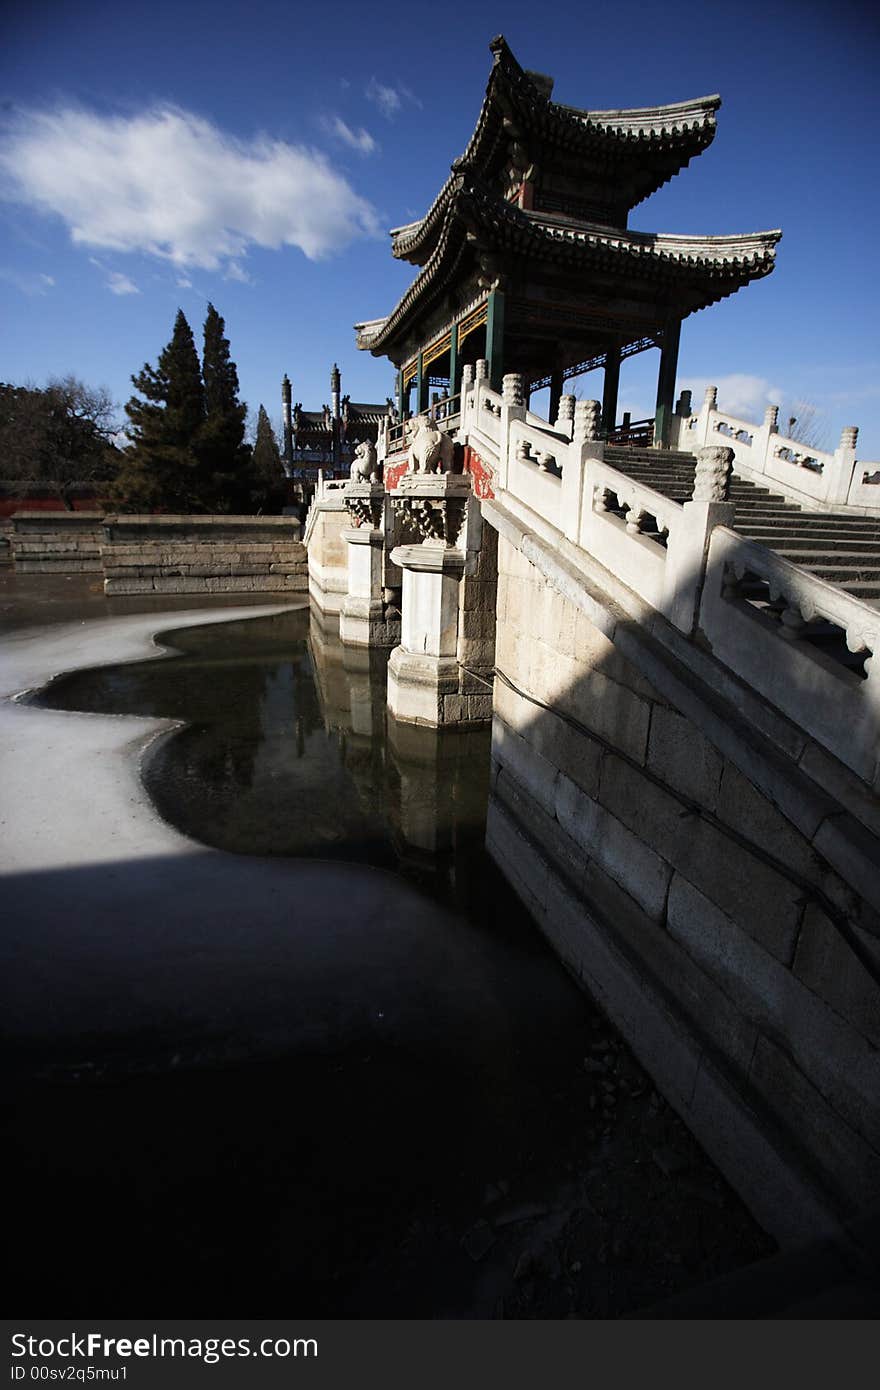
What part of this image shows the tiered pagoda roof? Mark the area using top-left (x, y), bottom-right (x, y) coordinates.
top-left (356, 36), bottom-right (780, 378)
top-left (388, 35), bottom-right (722, 265)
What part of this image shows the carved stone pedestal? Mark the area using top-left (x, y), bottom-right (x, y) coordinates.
top-left (387, 456), bottom-right (492, 729)
top-left (339, 482), bottom-right (400, 649)
top-left (387, 542), bottom-right (465, 726)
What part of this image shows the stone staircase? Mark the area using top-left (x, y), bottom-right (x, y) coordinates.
top-left (605, 446), bottom-right (880, 605)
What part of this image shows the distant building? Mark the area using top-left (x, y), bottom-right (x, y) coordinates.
top-left (281, 365), bottom-right (393, 483)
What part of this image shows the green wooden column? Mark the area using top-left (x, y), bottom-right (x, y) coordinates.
top-left (448, 323), bottom-right (459, 398)
top-left (397, 369), bottom-right (406, 421)
top-left (416, 350), bottom-right (429, 414)
top-left (601, 342), bottom-right (622, 437)
top-left (654, 317), bottom-right (681, 448)
top-left (486, 289), bottom-right (506, 391)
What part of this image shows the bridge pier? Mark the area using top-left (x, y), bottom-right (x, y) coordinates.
top-left (339, 481), bottom-right (401, 648)
top-left (386, 471), bottom-right (496, 729)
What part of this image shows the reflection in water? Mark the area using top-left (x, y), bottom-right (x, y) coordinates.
top-left (34, 607), bottom-right (492, 911)
top-left (23, 603), bottom-right (773, 1315)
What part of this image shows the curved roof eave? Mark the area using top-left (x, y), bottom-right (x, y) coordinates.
top-left (389, 37), bottom-right (721, 266)
top-left (365, 197), bottom-right (780, 356)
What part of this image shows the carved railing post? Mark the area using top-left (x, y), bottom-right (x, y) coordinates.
top-left (572, 399), bottom-right (601, 447)
top-left (562, 400), bottom-right (602, 544)
top-left (500, 373), bottom-right (526, 491)
top-left (663, 442), bottom-right (735, 635)
top-left (691, 384), bottom-right (717, 448)
top-left (763, 405), bottom-right (779, 433)
top-left (669, 388), bottom-right (693, 447)
top-left (834, 424), bottom-right (860, 507)
top-left (502, 372), bottom-right (524, 409)
top-left (554, 393), bottom-right (576, 438)
top-left (693, 445), bottom-right (734, 502)
top-left (460, 362), bottom-right (474, 433)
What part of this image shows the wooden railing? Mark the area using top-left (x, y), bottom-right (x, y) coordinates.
top-left (607, 415), bottom-right (655, 447)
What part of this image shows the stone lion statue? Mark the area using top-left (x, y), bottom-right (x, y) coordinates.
top-left (350, 438), bottom-right (381, 483)
top-left (408, 416), bottom-right (454, 475)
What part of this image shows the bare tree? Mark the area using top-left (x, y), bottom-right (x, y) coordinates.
top-left (777, 397), bottom-right (831, 452)
top-left (0, 377), bottom-right (121, 507)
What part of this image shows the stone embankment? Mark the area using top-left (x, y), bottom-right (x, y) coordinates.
top-left (9, 511), bottom-right (106, 573)
top-left (101, 516), bottom-right (307, 596)
top-left (486, 525), bottom-right (880, 1246)
top-left (4, 511), bottom-right (307, 595)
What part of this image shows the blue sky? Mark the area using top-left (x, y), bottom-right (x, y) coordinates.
top-left (1, 0), bottom-right (878, 455)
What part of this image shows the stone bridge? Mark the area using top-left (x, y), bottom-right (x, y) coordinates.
top-left (305, 366), bottom-right (880, 1254)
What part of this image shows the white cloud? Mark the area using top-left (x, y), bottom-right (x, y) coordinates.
top-left (106, 269), bottom-right (140, 296)
top-left (0, 104), bottom-right (381, 270)
top-left (320, 114), bottom-right (377, 155)
top-left (176, 274), bottom-right (193, 289)
top-left (0, 267), bottom-right (55, 295)
top-left (89, 255), bottom-right (140, 295)
top-left (681, 373), bottom-right (783, 420)
top-left (223, 260), bottom-right (251, 284)
top-left (365, 78), bottom-right (420, 120)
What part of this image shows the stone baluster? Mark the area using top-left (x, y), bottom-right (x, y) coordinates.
top-left (554, 393), bottom-right (576, 437)
top-left (474, 358), bottom-right (489, 382)
top-left (662, 443), bottom-right (736, 635)
top-left (764, 405), bottom-right (779, 433)
top-left (692, 446), bottom-right (734, 502)
top-left (690, 385), bottom-right (717, 449)
top-left (500, 372), bottom-right (526, 490)
top-left (460, 362), bottom-right (474, 432)
top-left (675, 389), bottom-right (692, 417)
top-left (572, 399), bottom-right (601, 446)
top-left (502, 372), bottom-right (525, 408)
top-left (561, 400), bottom-right (602, 545)
top-left (778, 603), bottom-right (808, 643)
top-left (832, 424), bottom-right (860, 507)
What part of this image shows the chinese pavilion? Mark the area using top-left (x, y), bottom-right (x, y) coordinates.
top-left (281, 364), bottom-right (392, 480)
top-left (355, 35), bottom-right (780, 445)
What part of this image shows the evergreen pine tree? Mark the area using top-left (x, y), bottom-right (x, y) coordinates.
top-left (198, 303), bottom-right (250, 509)
top-left (115, 309), bottom-right (205, 511)
top-left (249, 404), bottom-right (286, 512)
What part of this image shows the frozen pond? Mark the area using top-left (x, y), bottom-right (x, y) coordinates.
top-left (3, 579), bottom-right (773, 1315)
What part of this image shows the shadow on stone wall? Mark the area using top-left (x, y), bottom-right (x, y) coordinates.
top-left (483, 519), bottom-right (880, 1256)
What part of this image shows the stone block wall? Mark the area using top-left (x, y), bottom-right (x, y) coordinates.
top-left (453, 518), bottom-right (498, 725)
top-left (307, 506), bottom-right (350, 617)
top-left (101, 515), bottom-right (306, 596)
top-left (488, 533), bottom-right (880, 1245)
top-left (10, 511), bottom-right (106, 573)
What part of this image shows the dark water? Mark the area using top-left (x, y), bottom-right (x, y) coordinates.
top-left (7, 604), bottom-right (774, 1316)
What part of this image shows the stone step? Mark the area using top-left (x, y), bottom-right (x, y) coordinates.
top-left (831, 580), bottom-right (880, 602)
top-left (732, 502), bottom-right (805, 514)
top-left (739, 530), bottom-right (880, 549)
top-left (798, 568), bottom-right (880, 588)
top-left (739, 514), bottom-right (880, 530)
top-left (774, 549), bottom-right (880, 569)
top-left (606, 448), bottom-right (697, 461)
